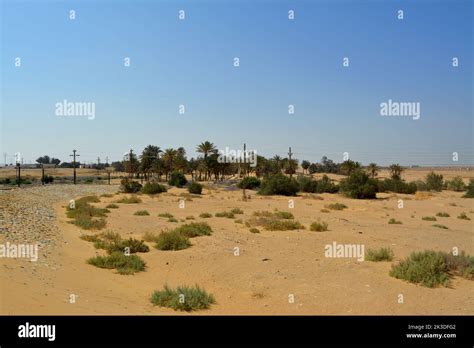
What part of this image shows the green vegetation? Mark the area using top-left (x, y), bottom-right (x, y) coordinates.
top-left (325, 203), bottom-right (347, 211)
top-left (66, 196), bottom-right (108, 230)
top-left (339, 170), bottom-right (378, 199)
top-left (377, 178), bottom-right (417, 194)
top-left (258, 173), bottom-right (299, 196)
top-left (365, 247), bottom-right (394, 262)
top-left (249, 210), bottom-right (304, 231)
top-left (238, 177), bottom-right (261, 190)
top-left (273, 211), bottom-right (294, 219)
top-left (390, 250), bottom-right (474, 287)
top-left (115, 195), bottom-right (142, 204)
top-left (446, 176), bottom-right (466, 192)
top-left (230, 207), bottom-right (244, 215)
top-left (142, 182), bottom-right (167, 194)
top-left (425, 172), bottom-right (444, 192)
top-left (174, 222), bottom-right (212, 238)
top-left (432, 224), bottom-right (448, 229)
top-left (422, 216), bottom-right (437, 221)
top-left (169, 171), bottom-right (188, 187)
top-left (188, 182), bottom-right (203, 194)
top-left (120, 178), bottom-right (142, 193)
top-left (150, 284), bottom-right (215, 311)
top-left (463, 179), bottom-right (474, 198)
top-left (158, 212), bottom-right (174, 218)
top-left (263, 220), bottom-right (304, 231)
top-left (87, 252), bottom-right (146, 275)
top-left (199, 212), bottom-right (212, 218)
top-left (106, 203), bottom-right (119, 209)
top-left (215, 211), bottom-right (235, 218)
top-left (134, 210), bottom-right (150, 216)
top-left (296, 175), bottom-right (339, 194)
top-left (388, 218), bottom-right (402, 225)
top-left (310, 220), bottom-right (328, 232)
top-left (435, 212), bottom-right (450, 218)
top-left (154, 230), bottom-right (191, 251)
top-left (249, 228), bottom-right (260, 234)
top-left (457, 212), bottom-right (471, 220)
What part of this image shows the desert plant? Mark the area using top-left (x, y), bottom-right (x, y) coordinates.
top-left (457, 212), bottom-right (471, 220)
top-left (169, 171), bottom-right (188, 188)
top-left (435, 212), bottom-right (450, 218)
top-left (326, 203), bottom-right (347, 210)
top-left (446, 176), bottom-right (466, 192)
top-left (339, 170), bottom-right (378, 199)
top-left (365, 247), bottom-right (394, 261)
top-left (230, 207), bottom-right (244, 215)
top-left (215, 211), bottom-right (235, 218)
top-left (238, 177), bottom-right (261, 190)
top-left (120, 178), bottom-right (142, 193)
top-left (158, 212), bottom-right (174, 218)
top-left (106, 203), bottom-right (119, 209)
top-left (425, 172), bottom-right (444, 192)
top-left (155, 231), bottom-right (191, 250)
top-left (310, 220), bottom-right (328, 232)
top-left (142, 182), bottom-right (167, 194)
top-left (263, 220), bottom-right (304, 231)
top-left (463, 179), bottom-right (474, 198)
top-left (115, 195), bottom-right (142, 204)
top-left (274, 211), bottom-right (294, 219)
top-left (199, 212), bottom-right (212, 218)
top-left (432, 224), bottom-right (448, 229)
top-left (87, 252), bottom-right (146, 275)
top-left (174, 222), bottom-right (212, 238)
top-left (422, 216), bottom-right (437, 221)
top-left (134, 210), bottom-right (150, 216)
top-left (258, 173), bottom-right (299, 196)
top-left (150, 284), bottom-right (215, 311)
top-left (388, 218), bottom-right (402, 225)
top-left (377, 178), bottom-right (417, 194)
top-left (249, 228), bottom-right (260, 234)
top-left (188, 182), bottom-right (203, 194)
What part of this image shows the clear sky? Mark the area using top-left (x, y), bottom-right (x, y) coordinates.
top-left (1, 0), bottom-right (472, 166)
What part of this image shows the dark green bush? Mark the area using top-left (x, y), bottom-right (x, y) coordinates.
top-left (339, 170), bottom-right (378, 199)
top-left (258, 173), bottom-right (299, 196)
top-left (155, 231), bottom-right (191, 250)
top-left (142, 182), bottom-right (167, 194)
top-left (150, 284), bottom-right (215, 311)
top-left (87, 252), bottom-right (146, 275)
top-left (169, 171), bottom-right (188, 187)
top-left (378, 178), bottom-right (417, 194)
top-left (120, 178), bottom-right (142, 193)
top-left (238, 177), bottom-right (261, 190)
top-left (463, 179), bottom-right (474, 198)
top-left (446, 176), bottom-right (465, 192)
top-left (188, 182), bottom-right (203, 194)
top-left (425, 172), bottom-right (444, 192)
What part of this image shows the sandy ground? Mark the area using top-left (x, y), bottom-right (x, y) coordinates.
top-left (1, 175), bottom-right (473, 315)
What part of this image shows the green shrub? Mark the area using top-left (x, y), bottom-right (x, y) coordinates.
top-left (106, 203), bottom-right (119, 209)
top-left (199, 212), bottom-right (212, 218)
top-left (238, 177), bottom-right (261, 190)
top-left (390, 251), bottom-right (449, 287)
top-left (457, 212), bottom-right (471, 220)
top-left (186, 216), bottom-right (195, 220)
top-left (42, 174), bottom-right (54, 184)
top-left (413, 180), bottom-right (428, 191)
top-left (422, 216), bottom-right (437, 221)
top-left (365, 247), bottom-right (394, 262)
top-left (432, 224), bottom-right (448, 229)
top-left (71, 216), bottom-right (106, 230)
top-left (158, 212), bottom-right (174, 218)
top-left (120, 178), bottom-right (142, 193)
top-left (425, 172), bottom-right (444, 192)
top-left (463, 179), bottom-right (474, 198)
top-left (188, 182), bottom-right (203, 194)
top-left (443, 251), bottom-right (474, 280)
top-left (115, 195), bottom-right (142, 204)
top-left (249, 228), bottom-right (260, 233)
top-left (258, 173), bottom-right (299, 196)
top-left (66, 196), bottom-right (108, 230)
top-left (388, 218), bottom-right (402, 225)
top-left (435, 212), bottom-right (450, 218)
top-left (310, 220), bottom-right (328, 232)
top-left (142, 182), bottom-right (167, 194)
top-left (274, 211), bottom-right (294, 219)
top-left (174, 222), bottom-right (212, 237)
top-left (215, 211), bottom-right (235, 218)
top-left (169, 171), bottom-right (187, 188)
top-left (150, 284), bottom-right (215, 311)
top-left (134, 210), bottom-right (150, 216)
top-left (87, 252), bottom-right (146, 275)
top-left (377, 178), bottom-right (417, 194)
top-left (79, 234), bottom-right (101, 242)
top-left (155, 231), bottom-right (191, 250)
top-left (446, 176), bottom-right (465, 192)
top-left (263, 220), bottom-right (304, 231)
top-left (230, 207), bottom-right (244, 215)
top-left (325, 203), bottom-right (347, 210)
top-left (143, 231), bottom-right (160, 243)
top-left (297, 175), bottom-right (338, 194)
top-left (339, 170), bottom-right (378, 199)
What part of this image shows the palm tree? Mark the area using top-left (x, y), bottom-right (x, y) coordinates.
top-left (196, 141), bottom-right (217, 159)
top-left (367, 162), bottom-right (379, 178)
top-left (340, 160), bottom-right (361, 175)
top-left (162, 148), bottom-right (178, 180)
top-left (301, 160), bottom-right (310, 175)
top-left (140, 145), bottom-right (161, 181)
top-left (389, 164), bottom-right (404, 180)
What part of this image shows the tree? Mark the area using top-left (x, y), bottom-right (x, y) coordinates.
top-left (301, 160), bottom-right (310, 175)
top-left (140, 145), bottom-right (161, 181)
top-left (196, 141), bottom-right (217, 159)
top-left (36, 155), bottom-right (51, 164)
top-left (162, 148), bottom-right (178, 180)
top-left (340, 160), bottom-right (361, 175)
top-left (284, 158), bottom-right (298, 178)
top-left (389, 164), bottom-right (404, 180)
top-left (367, 163), bottom-right (379, 178)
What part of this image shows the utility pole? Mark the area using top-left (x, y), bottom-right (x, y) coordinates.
top-left (3, 153), bottom-right (6, 167)
top-left (105, 156), bottom-right (109, 166)
top-left (288, 146), bottom-right (293, 178)
top-left (70, 149), bottom-right (80, 184)
top-left (243, 143), bottom-right (247, 178)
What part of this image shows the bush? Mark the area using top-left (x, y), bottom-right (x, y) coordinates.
top-left (310, 220), bottom-right (328, 232)
top-left (120, 178), bottom-right (142, 193)
top-left (446, 176), bottom-right (465, 192)
top-left (443, 251), bottom-right (474, 280)
top-left (174, 222), bottom-right (212, 238)
top-left (238, 177), bottom-right (261, 190)
top-left (150, 284), bottom-right (215, 311)
top-left (422, 216), bottom-right (437, 221)
top-left (168, 171), bottom-right (188, 188)
top-left (390, 251), bottom-right (449, 287)
top-left (463, 179), bottom-right (474, 198)
top-left (158, 212), bottom-right (174, 218)
top-left (42, 175), bottom-right (54, 184)
top-left (188, 182), bottom-right (203, 194)
top-left (199, 212), bottom-right (212, 218)
top-left (258, 173), bottom-right (299, 196)
top-left (115, 195), bottom-right (142, 204)
top-left (378, 178), bottom-right (417, 194)
top-left (413, 180), bottom-right (428, 191)
top-left (365, 247), bottom-right (394, 262)
top-left (432, 224), bottom-right (448, 229)
top-left (339, 170), bottom-right (378, 199)
top-left (143, 231), bottom-right (160, 243)
top-left (325, 203), bottom-right (347, 210)
top-left (388, 218), bottom-right (402, 224)
top-left (297, 175), bottom-right (338, 194)
top-left (87, 252), bottom-right (146, 275)
top-left (425, 172), bottom-right (444, 192)
top-left (435, 212), bottom-right (450, 218)
top-left (155, 231), bottom-right (191, 250)
top-left (66, 196), bottom-right (109, 230)
top-left (263, 220), bottom-right (304, 231)
top-left (249, 228), bottom-right (260, 234)
top-left (457, 212), bottom-right (470, 220)
top-left (134, 210), bottom-right (150, 216)
top-left (142, 182), bottom-right (167, 194)
top-left (274, 211), bottom-right (293, 219)
top-left (230, 208), bottom-right (244, 215)
top-left (215, 211), bottom-right (235, 218)
top-left (106, 203), bottom-right (119, 209)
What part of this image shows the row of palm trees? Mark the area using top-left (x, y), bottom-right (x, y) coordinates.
top-left (120, 141), bottom-right (404, 182)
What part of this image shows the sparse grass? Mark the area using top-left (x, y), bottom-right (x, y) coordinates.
top-left (320, 209), bottom-right (330, 213)
top-left (71, 216), bottom-right (106, 230)
top-left (90, 231), bottom-right (149, 254)
top-left (365, 247), bottom-right (394, 262)
top-left (310, 220), bottom-right (328, 232)
top-left (199, 212), bottom-right (212, 218)
top-left (274, 211), bottom-right (294, 219)
top-left (325, 203), bottom-right (347, 211)
top-left (432, 224), bottom-right (448, 230)
top-left (422, 216), bottom-right (437, 221)
top-left (150, 284), bottom-right (215, 311)
top-left (154, 230), bottom-right (191, 250)
top-left (158, 212), bottom-right (174, 219)
top-left (185, 216), bottom-right (195, 220)
top-left (215, 211), bottom-right (235, 218)
top-left (87, 252), bottom-right (146, 275)
top-left (457, 212), bottom-right (471, 220)
top-left (388, 218), bottom-right (402, 225)
top-left (230, 207), bottom-right (244, 215)
top-left (253, 211), bottom-right (273, 217)
top-left (79, 234), bottom-right (101, 242)
top-left (249, 228), bottom-right (260, 234)
top-left (168, 217), bottom-right (178, 223)
top-left (390, 250), bottom-right (474, 287)
top-left (100, 193), bottom-right (114, 198)
top-left (106, 203), bottom-right (119, 209)
top-left (435, 212), bottom-right (450, 218)
top-left (263, 220), bottom-right (305, 231)
top-left (134, 210), bottom-right (150, 216)
top-left (143, 231), bottom-right (160, 243)
top-left (174, 222), bottom-right (212, 238)
top-left (115, 195), bottom-right (142, 204)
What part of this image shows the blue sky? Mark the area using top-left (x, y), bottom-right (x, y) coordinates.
top-left (1, 0), bottom-right (472, 166)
